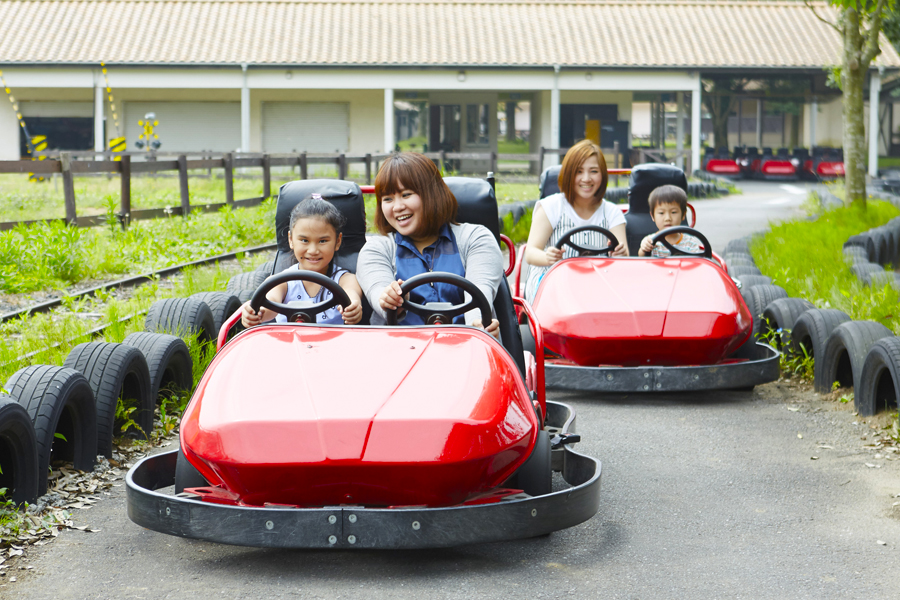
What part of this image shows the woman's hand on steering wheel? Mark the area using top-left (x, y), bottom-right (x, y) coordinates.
top-left (384, 272), bottom-right (493, 330)
top-left (555, 225), bottom-right (620, 257)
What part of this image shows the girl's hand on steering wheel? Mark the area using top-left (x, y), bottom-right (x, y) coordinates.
top-left (379, 280), bottom-right (406, 311)
top-left (545, 247), bottom-right (563, 265)
top-left (241, 301), bottom-right (266, 328)
top-left (473, 318), bottom-right (501, 340)
top-left (339, 296), bottom-right (363, 324)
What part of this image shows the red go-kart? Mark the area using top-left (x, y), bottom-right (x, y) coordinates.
top-left (126, 178), bottom-right (601, 549)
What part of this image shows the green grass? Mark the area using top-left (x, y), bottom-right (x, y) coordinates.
top-left (0, 199), bottom-right (275, 294)
top-left (751, 198), bottom-right (900, 333)
top-left (497, 139), bottom-right (530, 154)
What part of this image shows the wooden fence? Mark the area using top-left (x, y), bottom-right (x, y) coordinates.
top-left (0, 143), bottom-right (624, 231)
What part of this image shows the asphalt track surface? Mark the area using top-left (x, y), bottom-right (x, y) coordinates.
top-left (8, 180), bottom-right (900, 599)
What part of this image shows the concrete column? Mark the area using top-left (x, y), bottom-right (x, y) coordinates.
top-left (810, 98), bottom-right (818, 148)
top-left (94, 74), bottom-right (105, 152)
top-left (755, 99), bottom-right (763, 148)
top-left (691, 75), bottom-right (702, 174)
top-left (869, 70), bottom-right (882, 177)
top-left (384, 88), bottom-right (395, 152)
top-left (676, 91), bottom-right (685, 169)
top-left (241, 63), bottom-right (250, 152)
top-left (548, 65), bottom-right (561, 167)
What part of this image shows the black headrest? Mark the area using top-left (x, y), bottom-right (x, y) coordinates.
top-left (777, 147), bottom-right (789, 157)
top-left (793, 148), bottom-right (809, 159)
top-left (762, 147), bottom-right (773, 156)
top-left (539, 165), bottom-right (562, 199)
top-left (747, 147), bottom-right (759, 156)
top-left (733, 146), bottom-right (744, 157)
top-left (444, 177), bottom-right (500, 245)
top-left (627, 163), bottom-right (688, 214)
top-left (703, 146), bottom-right (714, 157)
top-left (716, 147), bottom-right (729, 157)
top-left (274, 179), bottom-right (367, 261)
top-left (812, 146), bottom-right (825, 157)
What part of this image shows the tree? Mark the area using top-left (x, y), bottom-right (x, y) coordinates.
top-left (807, 0), bottom-right (890, 208)
top-left (702, 78), bottom-right (750, 151)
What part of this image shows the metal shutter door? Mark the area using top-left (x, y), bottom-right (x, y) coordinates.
top-left (262, 102), bottom-right (349, 153)
top-left (123, 102), bottom-right (241, 152)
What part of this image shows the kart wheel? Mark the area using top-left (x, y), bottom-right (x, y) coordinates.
top-left (519, 323), bottom-right (536, 356)
top-left (189, 292), bottom-right (241, 333)
top-left (760, 298), bottom-right (815, 349)
top-left (743, 284), bottom-right (788, 339)
top-left (728, 264), bottom-right (762, 278)
top-left (255, 260), bottom-right (276, 276)
top-left (175, 447), bottom-right (209, 494)
top-left (0, 395), bottom-right (39, 505)
top-left (791, 309), bottom-right (852, 392)
top-left (857, 337), bottom-right (900, 416)
top-left (123, 332), bottom-right (193, 403)
top-left (734, 274), bottom-right (772, 289)
top-left (506, 431), bottom-right (551, 497)
top-left (851, 262), bottom-right (886, 285)
top-left (226, 271), bottom-right (268, 296)
top-left (819, 321), bottom-right (893, 399)
top-left (63, 342), bottom-right (152, 458)
top-left (145, 297), bottom-right (216, 344)
top-left (5, 366), bottom-right (97, 496)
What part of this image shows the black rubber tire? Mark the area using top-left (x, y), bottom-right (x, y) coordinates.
top-left (505, 431), bottom-right (551, 497)
top-left (842, 245), bottom-right (870, 265)
top-left (725, 255), bottom-right (756, 267)
top-left (743, 284), bottom-right (788, 338)
top-left (725, 238), bottom-right (750, 254)
top-left (868, 270), bottom-right (900, 288)
top-left (723, 250), bottom-right (753, 261)
top-left (255, 260), bottom-right (276, 276)
top-left (790, 309), bottom-right (852, 392)
top-left (857, 337), bottom-right (900, 416)
top-left (122, 332), bottom-right (193, 403)
top-left (869, 228), bottom-right (893, 266)
top-left (189, 292), bottom-right (241, 333)
top-left (728, 264), bottom-right (762, 277)
top-left (0, 395), bottom-right (39, 505)
top-left (63, 342), bottom-right (152, 458)
top-left (226, 271), bottom-right (268, 296)
top-left (845, 234), bottom-right (878, 264)
top-left (760, 298), bottom-right (815, 349)
top-left (735, 274), bottom-right (772, 289)
top-left (236, 289), bottom-right (254, 303)
top-left (819, 321), bottom-right (893, 397)
top-left (175, 447), bottom-right (209, 494)
top-left (851, 262), bottom-right (886, 285)
top-left (519, 323), bottom-right (536, 356)
top-left (5, 366), bottom-right (97, 496)
top-left (145, 297), bottom-right (216, 344)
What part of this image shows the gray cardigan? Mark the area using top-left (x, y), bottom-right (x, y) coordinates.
top-left (356, 223), bottom-right (503, 325)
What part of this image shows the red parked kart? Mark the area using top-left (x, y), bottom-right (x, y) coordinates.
top-left (126, 178), bottom-right (601, 549)
top-left (517, 222), bottom-right (779, 393)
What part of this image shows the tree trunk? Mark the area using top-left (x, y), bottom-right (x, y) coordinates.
top-left (842, 8), bottom-right (867, 207)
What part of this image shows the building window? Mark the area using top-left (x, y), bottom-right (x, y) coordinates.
top-left (466, 104), bottom-right (489, 145)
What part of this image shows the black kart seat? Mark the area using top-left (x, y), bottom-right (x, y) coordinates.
top-left (444, 177), bottom-right (526, 381)
top-left (793, 148), bottom-right (810, 161)
top-left (625, 163), bottom-right (688, 256)
top-left (733, 146), bottom-right (744, 159)
top-left (539, 165), bottom-right (562, 199)
top-left (777, 147), bottom-right (790, 158)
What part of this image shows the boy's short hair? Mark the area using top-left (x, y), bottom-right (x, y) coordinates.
top-left (648, 185), bottom-right (688, 215)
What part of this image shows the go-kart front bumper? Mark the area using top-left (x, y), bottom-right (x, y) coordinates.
top-left (545, 342), bottom-right (780, 393)
top-left (126, 400), bottom-right (601, 549)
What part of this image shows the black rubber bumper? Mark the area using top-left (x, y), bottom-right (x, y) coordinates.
top-left (545, 342), bottom-right (780, 392)
top-left (125, 400), bottom-right (601, 549)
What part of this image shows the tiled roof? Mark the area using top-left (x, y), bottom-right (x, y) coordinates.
top-left (1, 0), bottom-right (898, 69)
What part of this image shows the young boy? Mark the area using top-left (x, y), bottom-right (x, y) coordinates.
top-left (638, 185), bottom-right (703, 257)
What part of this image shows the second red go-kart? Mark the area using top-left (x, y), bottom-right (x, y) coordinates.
top-left (515, 164), bottom-right (780, 393)
top-left (125, 178), bottom-right (601, 548)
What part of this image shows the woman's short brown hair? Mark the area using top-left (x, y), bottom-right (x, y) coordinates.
top-left (648, 184), bottom-right (688, 215)
top-left (373, 152), bottom-right (458, 238)
top-left (558, 139), bottom-right (608, 206)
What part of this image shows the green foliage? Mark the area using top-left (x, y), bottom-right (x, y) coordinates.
top-left (759, 325), bottom-right (815, 380)
top-left (751, 198), bottom-right (900, 333)
top-left (500, 208), bottom-right (534, 245)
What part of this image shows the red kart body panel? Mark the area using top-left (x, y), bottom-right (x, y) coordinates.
top-left (705, 159), bottom-right (741, 175)
top-left (760, 160), bottom-right (796, 176)
top-left (532, 257), bottom-right (752, 367)
top-left (816, 161), bottom-right (845, 177)
top-left (182, 326), bottom-right (537, 508)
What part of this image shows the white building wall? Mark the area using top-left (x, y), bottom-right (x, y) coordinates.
top-left (0, 105), bottom-right (20, 159)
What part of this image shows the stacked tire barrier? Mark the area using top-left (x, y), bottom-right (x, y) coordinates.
top-left (729, 236), bottom-right (900, 418)
top-left (843, 216), bottom-right (900, 287)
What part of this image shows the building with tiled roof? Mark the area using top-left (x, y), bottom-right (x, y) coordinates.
top-left (1, 0), bottom-right (897, 169)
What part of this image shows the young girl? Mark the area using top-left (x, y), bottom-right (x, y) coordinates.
top-left (524, 139), bottom-right (628, 302)
top-left (638, 185), bottom-right (703, 257)
top-left (241, 194), bottom-right (363, 327)
top-left (355, 152), bottom-right (501, 335)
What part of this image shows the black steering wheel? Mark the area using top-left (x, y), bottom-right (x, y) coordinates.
top-left (250, 270), bottom-right (351, 323)
top-left (554, 225), bottom-right (619, 256)
top-left (385, 272), bottom-right (493, 326)
top-left (649, 226), bottom-right (713, 259)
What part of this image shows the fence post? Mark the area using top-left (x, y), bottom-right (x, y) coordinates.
top-left (338, 153), bottom-right (347, 180)
top-left (262, 153), bottom-right (271, 198)
top-left (177, 154), bottom-right (191, 216)
top-left (365, 153), bottom-right (372, 184)
top-left (539, 147), bottom-right (545, 173)
top-left (119, 154), bottom-right (131, 229)
top-left (300, 152), bottom-right (308, 180)
top-left (224, 152), bottom-right (235, 206)
top-left (490, 151), bottom-right (498, 176)
top-left (60, 152), bottom-right (77, 225)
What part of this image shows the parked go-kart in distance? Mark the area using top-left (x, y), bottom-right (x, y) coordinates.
top-left (126, 177), bottom-right (602, 549)
top-left (512, 164), bottom-right (780, 393)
